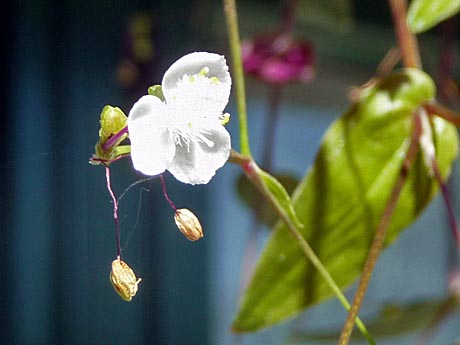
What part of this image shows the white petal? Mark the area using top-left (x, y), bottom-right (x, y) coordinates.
top-left (168, 124), bottom-right (231, 185)
top-left (162, 52), bottom-right (231, 116)
top-left (127, 95), bottom-right (175, 176)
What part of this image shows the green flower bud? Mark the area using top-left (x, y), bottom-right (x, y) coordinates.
top-left (147, 85), bottom-right (165, 101)
top-left (99, 105), bottom-right (128, 139)
top-left (357, 68), bottom-right (435, 119)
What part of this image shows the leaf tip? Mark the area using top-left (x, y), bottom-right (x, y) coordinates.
top-left (231, 325), bottom-right (242, 334)
top-left (231, 320), bottom-right (249, 334)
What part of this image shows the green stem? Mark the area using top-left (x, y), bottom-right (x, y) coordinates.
top-left (223, 0), bottom-right (252, 157)
top-left (232, 153), bottom-right (375, 344)
top-left (338, 111), bottom-right (422, 345)
top-left (240, 86), bottom-right (282, 290)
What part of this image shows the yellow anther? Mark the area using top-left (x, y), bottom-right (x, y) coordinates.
top-left (220, 113), bottom-right (230, 125)
top-left (198, 67), bottom-right (210, 76)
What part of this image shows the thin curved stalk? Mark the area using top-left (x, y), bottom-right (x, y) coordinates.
top-left (338, 112), bottom-right (422, 345)
top-left (223, 0), bottom-right (252, 157)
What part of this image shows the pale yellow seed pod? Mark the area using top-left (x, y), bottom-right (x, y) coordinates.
top-left (110, 256), bottom-right (142, 302)
top-left (174, 208), bottom-right (203, 241)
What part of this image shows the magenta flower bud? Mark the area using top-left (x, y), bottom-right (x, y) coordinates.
top-left (242, 33), bottom-right (315, 85)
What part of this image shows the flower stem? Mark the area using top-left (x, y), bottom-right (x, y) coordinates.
top-left (388, 0), bottom-right (421, 69)
top-left (160, 174), bottom-right (177, 211)
top-left (375, 46), bottom-right (401, 78)
top-left (338, 111), bottom-right (422, 345)
top-left (105, 166), bottom-right (122, 259)
top-left (229, 149), bottom-right (251, 165)
top-left (223, 0), bottom-right (252, 157)
top-left (233, 156), bottom-right (375, 344)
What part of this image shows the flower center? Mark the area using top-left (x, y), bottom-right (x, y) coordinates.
top-left (170, 122), bottom-right (215, 152)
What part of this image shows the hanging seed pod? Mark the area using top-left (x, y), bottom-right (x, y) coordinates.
top-left (110, 256), bottom-right (142, 302)
top-left (174, 208), bottom-right (204, 241)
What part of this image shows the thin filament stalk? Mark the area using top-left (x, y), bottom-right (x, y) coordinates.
top-left (105, 166), bottom-right (122, 259)
top-left (160, 174), bottom-right (177, 211)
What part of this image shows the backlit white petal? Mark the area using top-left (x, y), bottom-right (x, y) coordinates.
top-left (128, 95), bottom-right (175, 176)
top-left (168, 123), bottom-right (231, 185)
top-left (162, 52), bottom-right (231, 116)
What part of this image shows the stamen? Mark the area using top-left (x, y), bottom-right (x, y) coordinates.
top-left (220, 113), bottom-right (230, 125)
top-left (173, 130), bottom-right (192, 151)
top-left (160, 174), bottom-right (177, 211)
top-left (199, 67), bottom-right (210, 76)
top-left (196, 131), bottom-right (215, 148)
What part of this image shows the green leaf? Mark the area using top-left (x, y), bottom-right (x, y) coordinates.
top-left (236, 173), bottom-right (299, 228)
top-left (232, 69), bottom-right (459, 332)
top-left (408, 0), bottom-right (460, 34)
top-left (288, 297), bottom-right (457, 342)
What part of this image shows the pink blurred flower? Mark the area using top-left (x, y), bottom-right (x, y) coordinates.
top-left (242, 33), bottom-right (315, 85)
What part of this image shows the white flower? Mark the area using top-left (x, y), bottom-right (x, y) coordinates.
top-left (127, 52), bottom-right (232, 185)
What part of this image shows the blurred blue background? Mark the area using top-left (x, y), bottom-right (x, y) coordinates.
top-left (1, 1), bottom-right (459, 344)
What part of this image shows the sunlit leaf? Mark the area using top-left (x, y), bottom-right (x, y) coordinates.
top-left (236, 173), bottom-right (299, 227)
top-left (232, 69), bottom-right (459, 332)
top-left (408, 0), bottom-right (460, 34)
top-left (288, 297), bottom-right (457, 342)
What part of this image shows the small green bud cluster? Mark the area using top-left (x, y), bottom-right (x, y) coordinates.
top-left (90, 105), bottom-right (130, 165)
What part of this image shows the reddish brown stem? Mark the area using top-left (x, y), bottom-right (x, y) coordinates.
top-left (424, 101), bottom-right (460, 126)
top-left (338, 111), bottom-right (422, 345)
top-left (338, 3), bottom-right (423, 339)
top-left (160, 174), bottom-right (177, 211)
top-left (375, 46), bottom-right (401, 78)
top-left (229, 149), bottom-right (251, 166)
top-left (431, 158), bottom-right (460, 248)
top-left (349, 47), bottom-right (401, 102)
top-left (388, 0), bottom-right (421, 69)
